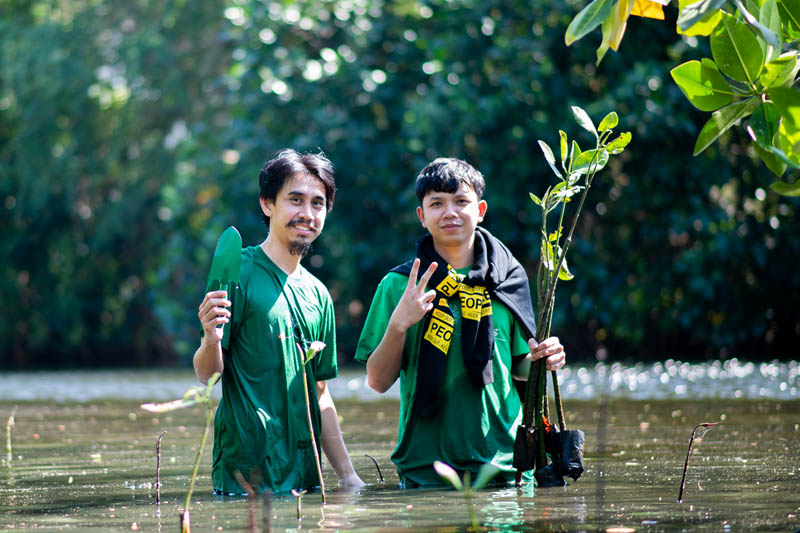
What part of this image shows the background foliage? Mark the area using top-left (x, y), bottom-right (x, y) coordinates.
top-left (2, 0), bottom-right (798, 369)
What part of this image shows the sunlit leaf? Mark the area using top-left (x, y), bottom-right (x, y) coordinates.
top-left (677, 0), bottom-right (723, 35)
top-left (572, 106), bottom-right (597, 136)
top-left (559, 256), bottom-right (575, 281)
top-left (572, 148), bottom-right (610, 176)
top-left (609, 0), bottom-right (634, 51)
top-left (598, 112), bottom-right (619, 131)
top-left (433, 461), bottom-right (464, 491)
top-left (777, 117), bottom-right (800, 165)
top-left (538, 140), bottom-right (563, 179)
top-left (759, 0), bottom-right (784, 62)
top-left (678, 0), bottom-right (727, 30)
top-left (748, 101), bottom-right (781, 146)
top-left (670, 60), bottom-right (734, 111)
top-left (694, 97), bottom-right (760, 154)
top-left (752, 141), bottom-right (788, 176)
top-left (760, 52), bottom-right (800, 88)
top-left (565, 0), bottom-right (617, 45)
top-left (141, 397), bottom-right (201, 413)
top-left (529, 193), bottom-right (542, 206)
top-left (606, 131), bottom-right (632, 154)
top-left (710, 12), bottom-right (764, 84)
top-left (631, 0), bottom-right (666, 19)
top-left (768, 86), bottom-right (800, 127)
top-left (471, 463), bottom-right (502, 491)
top-left (559, 130), bottom-right (569, 168)
top-left (304, 340), bottom-right (326, 365)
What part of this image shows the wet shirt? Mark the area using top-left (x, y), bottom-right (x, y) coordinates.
top-left (354, 267), bottom-right (531, 486)
top-left (211, 246), bottom-right (337, 494)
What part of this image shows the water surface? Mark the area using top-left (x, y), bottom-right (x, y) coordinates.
top-left (1, 363), bottom-right (798, 531)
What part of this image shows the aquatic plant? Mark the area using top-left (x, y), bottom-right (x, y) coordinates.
top-left (141, 371), bottom-right (220, 533)
top-left (291, 488), bottom-right (307, 521)
top-left (297, 340), bottom-right (327, 504)
top-left (364, 454), bottom-right (385, 483)
top-left (516, 106), bottom-right (630, 486)
top-left (155, 430), bottom-right (167, 505)
top-left (434, 461), bottom-right (501, 530)
top-left (678, 422), bottom-right (721, 503)
top-left (5, 406), bottom-right (16, 466)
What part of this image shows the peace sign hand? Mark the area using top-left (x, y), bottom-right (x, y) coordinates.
top-left (388, 258), bottom-right (438, 333)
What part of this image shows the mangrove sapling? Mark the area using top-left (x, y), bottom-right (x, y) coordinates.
top-left (140, 371), bottom-right (221, 533)
top-left (291, 489), bottom-right (307, 521)
top-left (296, 341), bottom-right (327, 505)
top-left (364, 454), bottom-right (384, 483)
top-left (156, 430), bottom-right (167, 505)
top-left (5, 406), bottom-right (16, 466)
top-left (434, 461), bottom-right (501, 531)
top-left (233, 471), bottom-right (258, 533)
top-left (678, 422), bottom-right (721, 503)
top-left (515, 106), bottom-right (631, 486)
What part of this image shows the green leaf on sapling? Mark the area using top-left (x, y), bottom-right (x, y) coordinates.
top-left (538, 140), bottom-right (563, 179)
top-left (572, 106), bottom-right (598, 137)
top-left (433, 461), bottom-right (464, 491)
top-left (598, 111), bottom-right (619, 132)
top-left (606, 132), bottom-right (632, 154)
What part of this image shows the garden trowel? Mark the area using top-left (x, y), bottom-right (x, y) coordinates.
top-left (206, 226), bottom-right (242, 349)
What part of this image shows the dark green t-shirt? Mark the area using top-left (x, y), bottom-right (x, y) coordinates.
top-left (211, 246), bottom-right (337, 494)
top-left (354, 267), bottom-right (531, 486)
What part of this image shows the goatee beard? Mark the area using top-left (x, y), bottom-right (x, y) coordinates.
top-left (289, 240), bottom-right (313, 257)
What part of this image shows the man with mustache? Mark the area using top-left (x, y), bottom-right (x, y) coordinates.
top-left (194, 149), bottom-right (363, 494)
top-left (355, 158), bottom-right (566, 486)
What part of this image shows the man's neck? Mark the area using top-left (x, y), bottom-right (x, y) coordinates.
top-left (260, 236), bottom-right (302, 275)
top-left (433, 235), bottom-right (475, 269)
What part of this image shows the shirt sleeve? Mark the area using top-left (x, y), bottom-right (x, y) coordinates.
top-left (354, 273), bottom-right (405, 364)
top-left (313, 288), bottom-right (338, 381)
top-left (510, 318), bottom-right (531, 360)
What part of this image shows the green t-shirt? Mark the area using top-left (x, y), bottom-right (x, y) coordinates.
top-left (211, 246), bottom-right (337, 494)
top-left (354, 267), bottom-right (531, 486)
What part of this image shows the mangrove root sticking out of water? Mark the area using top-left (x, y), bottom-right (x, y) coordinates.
top-left (364, 454), bottom-right (384, 483)
top-left (155, 431), bottom-right (167, 505)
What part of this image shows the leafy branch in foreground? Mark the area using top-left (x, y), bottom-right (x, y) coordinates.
top-left (297, 340), bottom-right (327, 505)
top-left (515, 106), bottom-right (631, 487)
top-left (141, 372), bottom-right (220, 533)
top-left (434, 461), bottom-right (501, 530)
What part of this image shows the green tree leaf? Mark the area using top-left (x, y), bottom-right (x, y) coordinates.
top-left (760, 52), bottom-right (800, 88)
top-left (670, 60), bottom-right (735, 111)
top-left (748, 101), bottom-right (781, 147)
top-left (693, 96), bottom-right (761, 154)
top-left (572, 148), bottom-right (610, 175)
top-left (733, 0), bottom-right (782, 55)
top-left (768, 86), bottom-right (800, 127)
top-left (572, 106), bottom-right (597, 136)
top-left (678, 0), bottom-right (727, 31)
top-left (769, 179), bottom-right (800, 195)
top-left (606, 131), bottom-right (632, 154)
top-left (710, 12), bottom-right (765, 84)
top-left (565, 0), bottom-right (617, 45)
top-left (678, 0), bottom-right (723, 35)
top-left (433, 461), bottom-right (464, 491)
top-left (598, 111), bottom-right (619, 131)
top-left (759, 0), bottom-right (784, 62)
top-left (777, 0), bottom-right (800, 39)
top-left (752, 142), bottom-right (788, 175)
top-left (471, 463), bottom-right (502, 491)
top-left (529, 192), bottom-right (543, 206)
top-left (777, 117), bottom-right (800, 164)
top-left (538, 140), bottom-right (563, 179)
top-left (559, 130), bottom-right (569, 168)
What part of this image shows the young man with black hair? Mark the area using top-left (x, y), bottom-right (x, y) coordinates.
top-left (195, 149), bottom-right (363, 494)
top-left (355, 158), bottom-right (566, 486)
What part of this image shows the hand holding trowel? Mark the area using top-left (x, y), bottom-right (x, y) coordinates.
top-left (205, 226), bottom-right (242, 350)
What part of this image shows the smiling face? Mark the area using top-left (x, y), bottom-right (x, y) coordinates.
top-left (260, 172), bottom-right (328, 257)
top-left (416, 181), bottom-right (487, 249)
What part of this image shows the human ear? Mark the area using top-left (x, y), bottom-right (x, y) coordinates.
top-left (477, 200), bottom-right (487, 221)
top-left (260, 197), bottom-right (273, 217)
top-left (416, 206), bottom-right (427, 228)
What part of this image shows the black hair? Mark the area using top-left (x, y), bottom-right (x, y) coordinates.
top-left (259, 149), bottom-right (336, 227)
top-left (415, 158), bottom-right (485, 203)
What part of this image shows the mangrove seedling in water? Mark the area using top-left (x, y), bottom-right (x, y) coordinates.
top-left (155, 430), bottom-right (167, 505)
top-left (5, 406), bottom-right (16, 466)
top-left (678, 422), bottom-right (721, 503)
top-left (434, 461), bottom-right (501, 530)
top-left (515, 106), bottom-right (631, 486)
top-left (141, 371), bottom-right (221, 533)
top-left (291, 489), bottom-right (307, 521)
top-left (364, 454), bottom-right (385, 483)
top-left (297, 340), bottom-right (327, 504)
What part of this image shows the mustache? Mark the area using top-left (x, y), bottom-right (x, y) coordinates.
top-left (287, 219), bottom-right (317, 231)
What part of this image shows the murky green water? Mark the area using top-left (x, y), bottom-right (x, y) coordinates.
top-left (1, 366), bottom-right (798, 531)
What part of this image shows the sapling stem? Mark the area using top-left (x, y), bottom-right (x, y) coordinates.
top-left (678, 422), bottom-right (720, 503)
top-left (233, 471), bottom-right (258, 533)
top-left (292, 489), bottom-right (307, 521)
top-left (5, 406), bottom-right (16, 466)
top-left (156, 430), bottom-right (167, 505)
top-left (297, 342), bottom-right (326, 505)
top-left (364, 454), bottom-right (384, 483)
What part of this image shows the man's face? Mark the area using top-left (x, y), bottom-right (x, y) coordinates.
top-left (416, 182), bottom-right (487, 248)
top-left (260, 173), bottom-right (328, 257)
